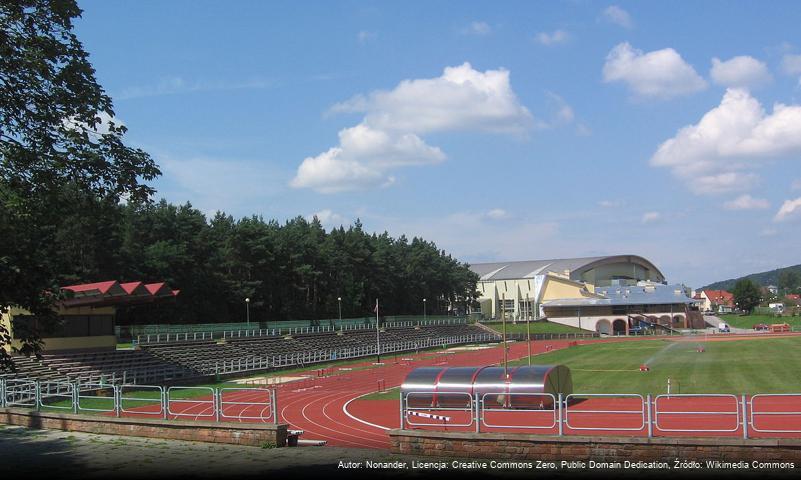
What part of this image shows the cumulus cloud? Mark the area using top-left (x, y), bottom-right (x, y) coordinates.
top-left (293, 63), bottom-right (533, 193)
top-left (461, 21), bottom-right (491, 36)
top-left (641, 212), bottom-right (661, 224)
top-left (723, 194), bottom-right (770, 210)
top-left (535, 30), bottom-right (569, 46)
top-left (651, 88), bottom-right (801, 194)
top-left (603, 43), bottom-right (707, 99)
top-left (710, 56), bottom-right (772, 89)
top-left (306, 209), bottom-right (345, 228)
top-left (774, 197), bottom-right (801, 222)
top-left (602, 5), bottom-right (633, 29)
top-left (329, 63), bottom-right (533, 134)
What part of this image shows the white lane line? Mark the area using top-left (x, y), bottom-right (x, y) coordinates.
top-left (342, 392), bottom-right (392, 431)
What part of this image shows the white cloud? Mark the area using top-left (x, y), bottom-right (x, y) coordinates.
top-left (723, 194), bottom-right (770, 210)
top-left (484, 209), bottom-right (510, 220)
top-left (329, 63), bottom-right (533, 134)
top-left (598, 199), bottom-right (624, 208)
top-left (535, 30), bottom-right (569, 46)
top-left (63, 111), bottom-right (123, 137)
top-left (782, 54), bottom-right (801, 75)
top-left (461, 21), bottom-right (491, 36)
top-left (306, 209), bottom-right (345, 227)
top-left (774, 197), bottom-right (801, 222)
top-left (294, 63), bottom-right (533, 193)
top-left (651, 88), bottom-right (801, 194)
top-left (602, 5), bottom-right (633, 29)
top-left (603, 42), bottom-right (707, 99)
top-left (710, 56), bottom-right (772, 89)
top-left (641, 211), bottom-right (661, 223)
top-left (691, 173), bottom-right (760, 195)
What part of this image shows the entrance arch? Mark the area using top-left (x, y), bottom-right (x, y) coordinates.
top-left (596, 319), bottom-right (611, 335)
top-left (612, 319), bottom-right (627, 335)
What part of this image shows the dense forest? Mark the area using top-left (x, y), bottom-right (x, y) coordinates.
top-left (50, 188), bottom-right (479, 325)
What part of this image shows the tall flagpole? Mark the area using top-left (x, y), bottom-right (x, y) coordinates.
top-left (375, 298), bottom-right (381, 363)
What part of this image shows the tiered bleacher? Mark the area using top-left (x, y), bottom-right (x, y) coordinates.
top-left (2, 323), bottom-right (499, 384)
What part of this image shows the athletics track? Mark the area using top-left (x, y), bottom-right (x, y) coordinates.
top-left (120, 333), bottom-right (801, 449)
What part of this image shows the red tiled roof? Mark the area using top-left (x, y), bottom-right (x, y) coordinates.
top-left (63, 280), bottom-right (119, 295)
top-left (703, 289), bottom-right (734, 307)
top-left (60, 280), bottom-right (179, 308)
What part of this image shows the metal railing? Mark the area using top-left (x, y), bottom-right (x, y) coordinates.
top-left (399, 391), bottom-right (801, 439)
top-left (0, 378), bottom-right (278, 425)
top-left (134, 318), bottom-right (470, 344)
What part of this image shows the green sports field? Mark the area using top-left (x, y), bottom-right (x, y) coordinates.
top-left (719, 314), bottom-right (801, 330)
top-left (482, 321), bottom-right (587, 335)
top-left (510, 336), bottom-right (801, 395)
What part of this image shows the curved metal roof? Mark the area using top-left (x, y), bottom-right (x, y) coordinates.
top-left (470, 254), bottom-right (665, 282)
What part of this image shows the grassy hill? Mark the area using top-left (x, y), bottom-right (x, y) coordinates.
top-left (701, 263), bottom-right (801, 291)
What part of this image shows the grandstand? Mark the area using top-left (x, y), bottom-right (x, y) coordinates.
top-left (1, 323), bottom-right (499, 384)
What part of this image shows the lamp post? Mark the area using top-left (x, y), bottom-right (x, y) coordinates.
top-left (245, 297), bottom-right (250, 327)
top-left (337, 297), bottom-right (342, 324)
top-left (423, 298), bottom-right (427, 324)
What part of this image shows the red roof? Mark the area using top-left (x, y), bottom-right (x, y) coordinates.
top-left (60, 280), bottom-right (179, 308)
top-left (703, 289), bottom-right (734, 307)
top-left (787, 294), bottom-right (800, 300)
top-left (63, 280), bottom-right (119, 295)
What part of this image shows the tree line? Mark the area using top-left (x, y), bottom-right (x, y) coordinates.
top-left (52, 192), bottom-right (479, 325)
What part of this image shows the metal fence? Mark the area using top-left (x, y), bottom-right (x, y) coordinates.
top-left (0, 378), bottom-right (277, 424)
top-left (206, 333), bottom-right (500, 376)
top-left (399, 391), bottom-right (801, 439)
top-left (134, 318), bottom-right (471, 345)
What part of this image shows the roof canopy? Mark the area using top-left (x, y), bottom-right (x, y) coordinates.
top-left (470, 254), bottom-right (665, 283)
top-left (543, 283), bottom-right (693, 308)
top-left (61, 280), bottom-right (178, 308)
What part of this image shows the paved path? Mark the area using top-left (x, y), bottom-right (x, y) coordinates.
top-left (703, 315), bottom-right (752, 334)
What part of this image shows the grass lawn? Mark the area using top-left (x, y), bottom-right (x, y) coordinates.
top-left (719, 314), bottom-right (801, 330)
top-left (482, 321), bottom-right (587, 335)
top-left (510, 336), bottom-right (801, 395)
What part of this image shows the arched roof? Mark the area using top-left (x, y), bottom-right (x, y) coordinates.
top-left (470, 254), bottom-right (665, 283)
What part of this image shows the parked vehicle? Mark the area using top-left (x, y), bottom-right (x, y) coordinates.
top-left (718, 322), bottom-right (730, 333)
top-left (753, 323), bottom-right (769, 331)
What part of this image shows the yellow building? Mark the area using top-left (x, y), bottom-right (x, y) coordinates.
top-left (471, 255), bottom-right (665, 320)
top-left (2, 280), bottom-right (178, 353)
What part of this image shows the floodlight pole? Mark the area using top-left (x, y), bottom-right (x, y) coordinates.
top-left (375, 298), bottom-right (381, 364)
top-left (245, 297), bottom-right (250, 327)
top-left (423, 298), bottom-right (427, 325)
top-left (337, 296), bottom-right (342, 323)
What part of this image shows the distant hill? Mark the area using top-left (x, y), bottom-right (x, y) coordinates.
top-left (702, 264), bottom-right (801, 291)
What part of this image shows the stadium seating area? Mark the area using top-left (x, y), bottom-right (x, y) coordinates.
top-left (2, 324), bottom-right (499, 384)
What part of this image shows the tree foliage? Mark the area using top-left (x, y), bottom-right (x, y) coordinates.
top-left (1, 0), bottom-right (160, 367)
top-left (731, 279), bottom-right (761, 314)
top-left (57, 200), bottom-right (479, 325)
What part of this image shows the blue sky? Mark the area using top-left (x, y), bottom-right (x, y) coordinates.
top-left (75, 1), bottom-right (801, 287)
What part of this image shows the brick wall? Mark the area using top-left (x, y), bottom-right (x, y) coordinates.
top-left (0, 408), bottom-right (287, 447)
top-left (390, 429), bottom-right (801, 463)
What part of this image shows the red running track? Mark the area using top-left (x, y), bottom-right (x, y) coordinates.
top-left (120, 335), bottom-right (801, 449)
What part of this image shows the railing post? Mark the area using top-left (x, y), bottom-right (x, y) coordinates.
top-left (72, 382), bottom-right (79, 414)
top-left (114, 385), bottom-right (121, 418)
top-left (272, 389), bottom-right (278, 424)
top-left (34, 380), bottom-right (41, 412)
top-left (215, 389), bottom-right (221, 422)
top-left (742, 394), bottom-right (748, 439)
top-left (475, 393), bottom-right (480, 433)
top-left (646, 394), bottom-right (653, 438)
top-left (162, 389), bottom-right (168, 420)
top-left (557, 393), bottom-right (563, 436)
top-left (399, 391), bottom-right (405, 430)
